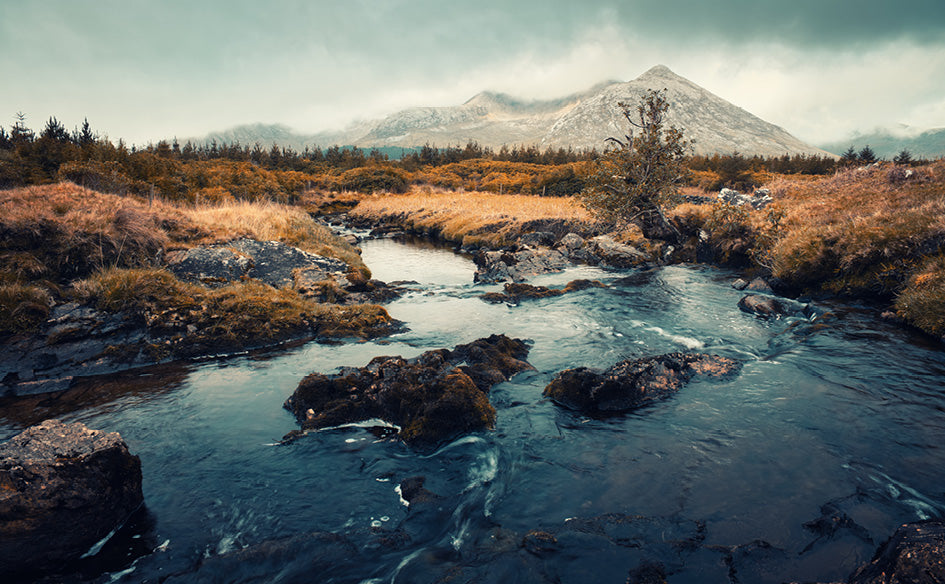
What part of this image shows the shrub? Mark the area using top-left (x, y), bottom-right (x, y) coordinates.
top-left (0, 284), bottom-right (52, 334)
top-left (895, 255), bottom-right (945, 337)
top-left (336, 166), bottom-right (409, 193)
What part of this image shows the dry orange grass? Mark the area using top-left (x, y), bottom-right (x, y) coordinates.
top-left (0, 183), bottom-right (194, 284)
top-left (180, 200), bottom-right (367, 275)
top-left (351, 186), bottom-right (594, 246)
top-left (765, 162), bottom-right (945, 291)
top-left (0, 182), bottom-right (367, 282)
top-left (0, 183), bottom-right (372, 334)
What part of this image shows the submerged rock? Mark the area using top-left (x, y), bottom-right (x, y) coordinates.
top-left (738, 293), bottom-right (811, 319)
top-left (544, 353), bottom-right (741, 414)
top-left (284, 335), bottom-right (534, 446)
top-left (0, 419), bottom-right (143, 580)
top-left (480, 280), bottom-right (606, 304)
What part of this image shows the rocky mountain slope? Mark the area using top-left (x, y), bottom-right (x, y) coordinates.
top-left (191, 66), bottom-right (830, 157)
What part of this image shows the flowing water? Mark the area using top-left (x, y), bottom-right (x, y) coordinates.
top-left (3, 236), bottom-right (945, 583)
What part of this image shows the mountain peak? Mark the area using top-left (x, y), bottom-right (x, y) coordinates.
top-left (637, 64), bottom-right (679, 81)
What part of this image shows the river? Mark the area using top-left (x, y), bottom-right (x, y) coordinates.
top-left (3, 236), bottom-right (945, 583)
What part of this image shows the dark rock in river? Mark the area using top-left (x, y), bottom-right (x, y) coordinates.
top-left (284, 334), bottom-right (534, 446)
top-left (398, 476), bottom-right (442, 507)
top-left (0, 419), bottom-right (143, 580)
top-left (849, 520), bottom-right (945, 584)
top-left (473, 248), bottom-right (570, 283)
top-left (738, 293), bottom-right (811, 319)
top-left (544, 353), bottom-right (741, 414)
top-left (480, 280), bottom-right (606, 304)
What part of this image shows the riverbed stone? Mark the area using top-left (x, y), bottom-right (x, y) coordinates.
top-left (588, 235), bottom-right (650, 268)
top-left (0, 419), bottom-right (143, 580)
top-left (284, 334), bottom-right (534, 446)
top-left (544, 353), bottom-right (741, 414)
top-left (473, 248), bottom-right (570, 283)
top-left (737, 293), bottom-right (811, 318)
top-left (480, 280), bottom-right (606, 304)
top-left (519, 231), bottom-right (557, 248)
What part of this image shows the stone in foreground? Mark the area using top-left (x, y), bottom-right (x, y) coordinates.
top-left (284, 334), bottom-right (534, 446)
top-left (0, 419), bottom-right (143, 580)
top-left (544, 353), bottom-right (740, 414)
top-left (849, 520), bottom-right (945, 584)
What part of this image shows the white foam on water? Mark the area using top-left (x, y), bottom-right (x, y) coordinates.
top-left (646, 326), bottom-right (705, 349)
top-left (394, 484), bottom-right (409, 507)
top-left (464, 449), bottom-right (499, 492)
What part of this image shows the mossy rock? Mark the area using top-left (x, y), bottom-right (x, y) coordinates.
top-left (284, 334), bottom-right (534, 447)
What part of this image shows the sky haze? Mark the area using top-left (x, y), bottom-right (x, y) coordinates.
top-left (2, 0), bottom-right (942, 146)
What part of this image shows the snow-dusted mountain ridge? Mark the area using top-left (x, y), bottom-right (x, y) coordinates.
top-left (193, 66), bottom-right (831, 157)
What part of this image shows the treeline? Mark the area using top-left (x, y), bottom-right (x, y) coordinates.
top-left (0, 113), bottom-right (893, 202)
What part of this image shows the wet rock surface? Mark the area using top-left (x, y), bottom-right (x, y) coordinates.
top-left (480, 280), bottom-right (606, 304)
top-left (1, 302), bottom-right (149, 397)
top-left (738, 293), bottom-right (812, 319)
top-left (0, 419), bottom-right (143, 580)
top-left (544, 352), bottom-right (741, 414)
top-left (848, 520), bottom-right (945, 584)
top-left (284, 334), bottom-right (535, 446)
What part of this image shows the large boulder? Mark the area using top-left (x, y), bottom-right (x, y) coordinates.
top-left (0, 419), bottom-right (143, 580)
top-left (849, 520), bottom-right (945, 584)
top-left (473, 248), bottom-right (570, 283)
top-left (588, 235), bottom-right (650, 268)
top-left (284, 334), bottom-right (534, 446)
top-left (544, 353), bottom-right (741, 414)
top-left (167, 238), bottom-right (349, 289)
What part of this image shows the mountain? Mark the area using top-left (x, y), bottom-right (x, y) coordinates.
top-left (817, 126), bottom-right (945, 159)
top-left (189, 66), bottom-right (829, 157)
top-left (538, 65), bottom-right (827, 157)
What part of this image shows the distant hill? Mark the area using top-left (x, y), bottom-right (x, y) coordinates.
top-left (187, 65), bottom-right (830, 157)
top-left (817, 127), bottom-right (945, 160)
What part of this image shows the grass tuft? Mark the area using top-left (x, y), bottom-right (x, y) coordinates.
top-left (350, 186), bottom-right (594, 247)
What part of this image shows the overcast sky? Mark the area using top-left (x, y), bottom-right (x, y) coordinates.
top-left (1, 0), bottom-right (943, 146)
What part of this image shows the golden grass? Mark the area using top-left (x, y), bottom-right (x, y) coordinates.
top-left (72, 267), bottom-right (393, 342)
top-left (895, 254), bottom-right (945, 337)
top-left (0, 284), bottom-right (52, 334)
top-left (350, 186), bottom-right (594, 246)
top-left (0, 182), bottom-right (368, 286)
top-left (0, 183), bottom-right (371, 336)
top-left (180, 200), bottom-right (368, 277)
top-left (0, 183), bottom-right (189, 284)
top-left (765, 162), bottom-right (945, 292)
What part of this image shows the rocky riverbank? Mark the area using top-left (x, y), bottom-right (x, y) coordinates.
top-left (0, 236), bottom-right (402, 398)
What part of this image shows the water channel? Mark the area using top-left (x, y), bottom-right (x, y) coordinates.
top-left (3, 236), bottom-right (945, 583)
